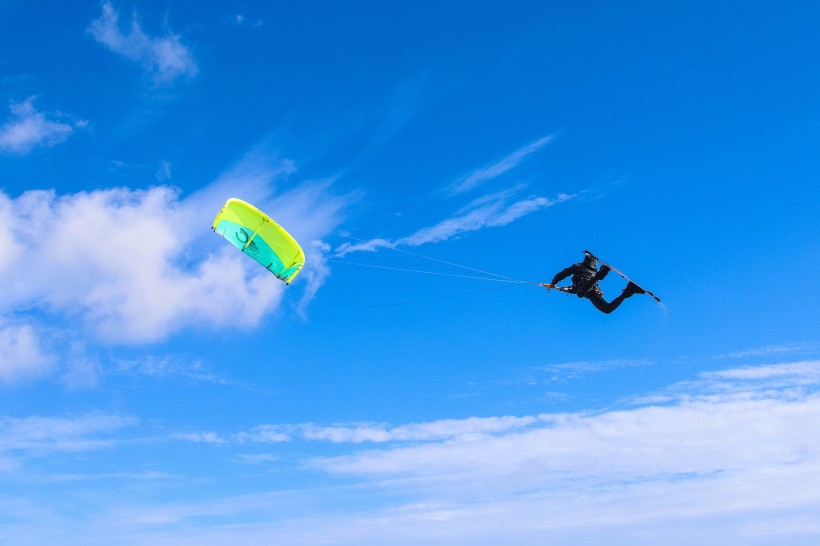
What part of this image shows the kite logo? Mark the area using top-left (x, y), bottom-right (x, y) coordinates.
top-left (235, 228), bottom-right (260, 254)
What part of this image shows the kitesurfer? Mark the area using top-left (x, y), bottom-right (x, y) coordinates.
top-left (547, 253), bottom-right (644, 314)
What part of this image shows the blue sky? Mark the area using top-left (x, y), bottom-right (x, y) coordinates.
top-left (1, 1), bottom-right (819, 544)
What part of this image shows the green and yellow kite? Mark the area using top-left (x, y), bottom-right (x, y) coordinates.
top-left (212, 198), bottom-right (305, 284)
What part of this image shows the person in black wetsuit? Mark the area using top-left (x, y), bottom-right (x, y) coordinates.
top-left (548, 253), bottom-right (645, 314)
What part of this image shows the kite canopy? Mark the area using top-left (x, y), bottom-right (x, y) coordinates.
top-left (212, 198), bottom-right (305, 284)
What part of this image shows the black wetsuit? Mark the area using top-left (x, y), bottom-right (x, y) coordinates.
top-left (550, 259), bottom-right (632, 314)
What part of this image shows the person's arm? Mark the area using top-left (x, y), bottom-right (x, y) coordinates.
top-left (551, 265), bottom-right (575, 286)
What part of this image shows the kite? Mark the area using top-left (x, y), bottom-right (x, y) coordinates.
top-left (211, 198), bottom-right (305, 284)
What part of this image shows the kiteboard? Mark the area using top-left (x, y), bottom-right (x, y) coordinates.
top-left (583, 250), bottom-right (661, 303)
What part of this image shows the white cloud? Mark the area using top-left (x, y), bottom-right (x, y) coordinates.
top-left (0, 322), bottom-right (53, 384)
top-left (0, 97), bottom-right (81, 155)
top-left (332, 136), bottom-right (570, 270)
top-left (447, 135), bottom-right (554, 195)
top-left (15, 359), bottom-right (820, 546)
top-left (114, 355), bottom-right (230, 384)
top-left (315, 394), bottom-right (820, 482)
top-left (236, 425), bottom-right (292, 444)
top-left (60, 349), bottom-right (103, 390)
top-left (218, 361), bottom-right (820, 490)
top-left (333, 136), bottom-right (569, 260)
top-left (155, 160), bottom-right (171, 181)
top-left (88, 1), bottom-right (198, 84)
top-left (172, 431), bottom-right (228, 446)
top-left (0, 186), bottom-right (272, 343)
top-left (535, 357), bottom-right (649, 382)
top-left (232, 13), bottom-right (264, 28)
top-left (4, 360), bottom-right (820, 545)
top-left (628, 360), bottom-right (820, 405)
top-left (300, 362), bottom-right (820, 496)
top-left (704, 361), bottom-right (820, 381)
top-left (235, 415), bottom-right (551, 445)
top-left (298, 417), bottom-right (532, 444)
top-left (0, 413), bottom-right (136, 455)
top-left (0, 154), bottom-right (352, 346)
top-left (722, 342), bottom-right (819, 359)
top-left (335, 190), bottom-right (575, 257)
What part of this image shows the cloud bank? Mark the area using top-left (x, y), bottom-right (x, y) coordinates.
top-left (0, 186), bottom-right (280, 345)
top-left (185, 358), bottom-right (820, 545)
top-left (0, 152), bottom-right (351, 382)
top-left (3, 358), bottom-right (820, 545)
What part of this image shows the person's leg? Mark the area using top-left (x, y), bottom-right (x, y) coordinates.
top-left (586, 289), bottom-right (629, 314)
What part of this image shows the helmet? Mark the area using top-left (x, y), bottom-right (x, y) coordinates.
top-left (582, 254), bottom-right (597, 270)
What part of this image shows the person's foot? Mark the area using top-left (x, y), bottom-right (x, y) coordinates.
top-left (624, 281), bottom-right (645, 297)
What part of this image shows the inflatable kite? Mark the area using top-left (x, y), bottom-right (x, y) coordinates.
top-left (211, 198), bottom-right (305, 284)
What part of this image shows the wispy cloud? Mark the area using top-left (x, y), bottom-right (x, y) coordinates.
top-left (637, 359), bottom-right (820, 403)
top-left (335, 189), bottom-right (575, 256)
top-left (536, 358), bottom-right (650, 382)
top-left (721, 342), bottom-right (820, 359)
top-left (88, 1), bottom-right (198, 84)
top-left (171, 431), bottom-right (229, 446)
top-left (334, 134), bottom-right (569, 259)
top-left (114, 355), bottom-right (233, 384)
top-left (446, 135), bottom-right (554, 195)
top-left (302, 415), bottom-right (548, 443)
top-left (703, 361), bottom-right (820, 381)
top-left (0, 97), bottom-right (83, 155)
top-left (201, 144), bottom-right (356, 313)
top-left (232, 14), bottom-right (264, 28)
top-left (0, 414), bottom-right (136, 457)
top-left (155, 159), bottom-right (172, 181)
top-left (233, 415), bottom-right (552, 445)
